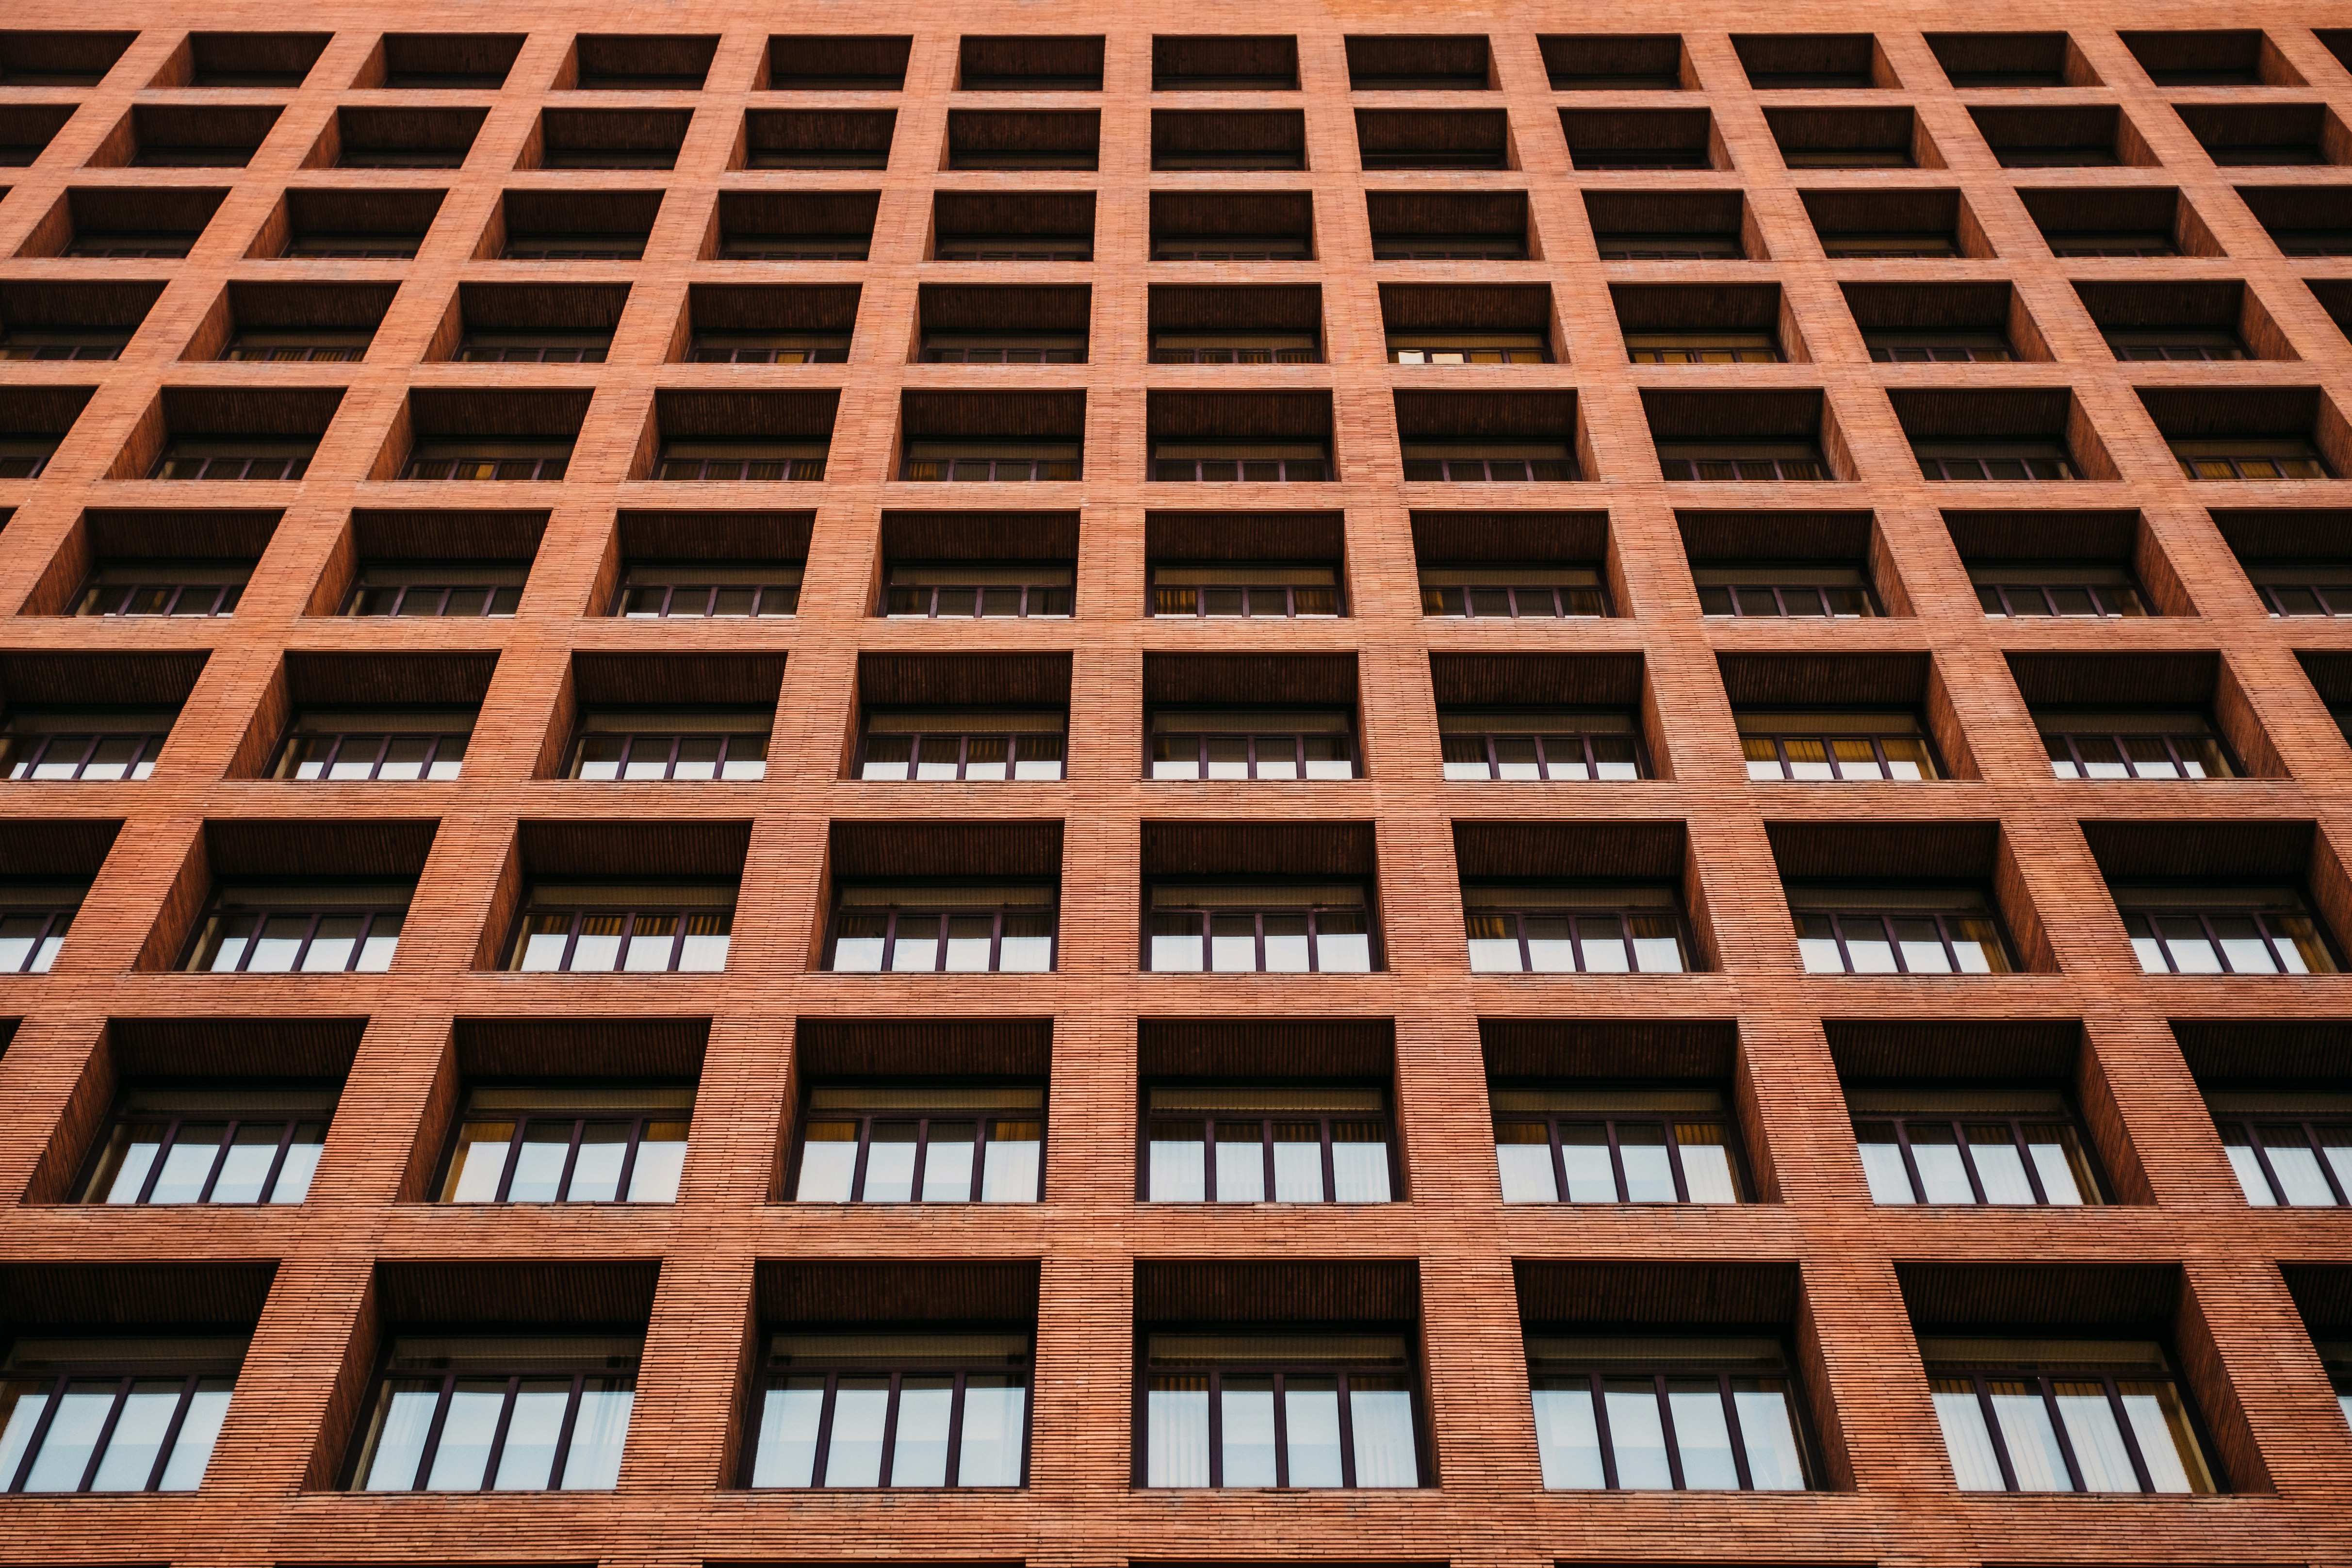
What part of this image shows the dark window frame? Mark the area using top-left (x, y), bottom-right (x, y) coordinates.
top-left (1491, 1090), bottom-right (1748, 1204)
top-left (507, 899), bottom-right (735, 973)
top-left (1926, 1342), bottom-right (2221, 1494)
top-left (1973, 572), bottom-right (2147, 619)
top-left (744, 1338), bottom-right (1033, 1489)
top-left (1739, 720), bottom-right (1941, 781)
top-left (1147, 710), bottom-right (1359, 782)
top-left (345, 568), bottom-right (525, 617)
top-left (1419, 574), bottom-right (1609, 619)
top-left (185, 897), bottom-right (407, 974)
top-left (433, 1090), bottom-right (692, 1205)
top-left (75, 1091), bottom-right (332, 1207)
top-left (0, 1350), bottom-right (242, 1495)
top-left (1401, 451), bottom-right (1579, 483)
top-left (2214, 1108), bottom-right (2352, 1207)
top-left (788, 1083), bottom-right (1048, 1204)
top-left (399, 447), bottom-right (570, 483)
top-left (1439, 718), bottom-right (1646, 781)
top-left (1138, 1082), bottom-right (1399, 1204)
top-left (1696, 570), bottom-right (1879, 619)
top-left (2119, 896), bottom-right (2340, 975)
top-left (1526, 1336), bottom-right (1815, 1492)
top-left (824, 889), bottom-right (1060, 974)
top-left (346, 1338), bottom-right (640, 1493)
top-left (78, 570), bottom-right (246, 618)
top-left (616, 568), bottom-right (800, 618)
top-left (1852, 1101), bottom-right (2107, 1206)
top-left (655, 447), bottom-right (827, 483)
top-left (1794, 902), bottom-right (2013, 975)
top-left (2040, 716), bottom-right (2236, 781)
top-left (1145, 885), bottom-right (1381, 973)
top-left (151, 446), bottom-right (314, 482)
top-left (0, 904), bottom-right (75, 973)
top-left (567, 721), bottom-right (769, 782)
top-left (1150, 565), bottom-right (1342, 618)
top-left (1464, 900), bottom-right (1693, 974)
top-left (853, 715), bottom-right (1068, 782)
top-left (1135, 1329), bottom-right (1427, 1488)
top-left (2, 722), bottom-right (169, 782)
top-left (272, 721), bottom-right (469, 782)
top-left (882, 568), bottom-right (1073, 619)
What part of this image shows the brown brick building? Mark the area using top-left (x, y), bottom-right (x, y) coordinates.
top-left (1, 4), bottom-right (2351, 1566)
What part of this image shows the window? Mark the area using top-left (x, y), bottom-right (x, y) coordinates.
top-left (1149, 710), bottom-right (1356, 781)
top-left (400, 442), bottom-right (570, 482)
top-left (1158, 237), bottom-right (1310, 261)
top-left (925, 334), bottom-right (1086, 364)
top-left (825, 884), bottom-right (1056, 973)
top-left (2107, 328), bottom-right (2245, 362)
top-left (1402, 443), bottom-right (1578, 483)
top-left (1820, 233), bottom-right (1960, 259)
top-left (2115, 885), bottom-right (2338, 975)
top-left (748, 1333), bottom-right (1029, 1488)
top-left (1915, 442), bottom-right (2077, 481)
top-left (856, 710), bottom-right (1065, 782)
top-left (693, 331), bottom-right (849, 364)
top-left (0, 1336), bottom-right (242, 1494)
top-left (0, 887), bottom-right (78, 973)
top-left (1528, 1336), bottom-right (1811, 1491)
top-left (271, 710), bottom-right (469, 782)
top-left (350, 1335), bottom-right (637, 1493)
top-left (2210, 1093), bottom-right (2352, 1206)
top-left (1440, 710), bottom-right (1643, 780)
top-left (1925, 1337), bottom-right (2217, 1493)
top-left (1389, 332), bottom-right (1548, 365)
top-left (345, 565), bottom-right (526, 617)
top-left (1626, 332), bottom-right (1779, 365)
top-left (1657, 444), bottom-right (1826, 482)
top-left (66, 232), bottom-right (196, 259)
top-left (1143, 1086), bottom-right (1392, 1203)
top-left (77, 1089), bottom-right (331, 1206)
top-left (617, 564), bottom-right (799, 618)
top-left (0, 329), bottom-right (130, 361)
top-left (1970, 563), bottom-right (2147, 618)
top-left (1152, 443), bottom-right (1328, 482)
top-left (284, 234), bottom-right (421, 260)
top-left (1695, 566), bottom-right (1878, 618)
top-left (185, 884), bottom-right (407, 973)
top-left (1151, 564), bottom-right (1339, 617)
top-left (1372, 236), bottom-right (1523, 261)
top-left (506, 235), bottom-right (645, 261)
top-left (793, 1086), bottom-right (1044, 1202)
top-left (1493, 1088), bottom-right (1744, 1203)
top-left (2173, 439), bottom-right (2331, 481)
top-left (883, 565), bottom-right (1071, 619)
top-left (77, 563), bottom-right (247, 618)
top-left (1853, 1090), bottom-right (2103, 1205)
top-left (436, 1086), bottom-right (690, 1204)
top-left (2320, 1341), bottom-right (2352, 1429)
top-left (222, 330), bottom-right (370, 363)
top-left (1738, 711), bottom-right (1941, 781)
top-left (1792, 886), bottom-right (2012, 974)
top-left (2041, 711), bottom-right (2236, 780)
top-left (901, 442), bottom-right (1078, 483)
top-left (656, 442), bottom-right (828, 482)
top-left (937, 236), bottom-right (1091, 261)
top-left (507, 884), bottom-right (733, 973)
top-left (1464, 885), bottom-right (1691, 974)
top-left (1151, 333), bottom-right (1319, 365)
top-left (2247, 563), bottom-right (2352, 616)
top-left (1148, 883), bottom-right (1376, 973)
top-left (2, 710), bottom-right (172, 781)
top-left (2048, 233), bottom-right (2176, 258)
top-left (1580, 147), bottom-right (1709, 172)
top-left (151, 441), bottom-right (313, 481)
top-left (1597, 234), bottom-right (1740, 261)
top-left (1143, 1332), bottom-right (1420, 1488)
top-left (458, 332), bottom-right (608, 364)
top-left (567, 711), bottom-right (769, 782)
top-left (1420, 566), bottom-right (1608, 619)
top-left (1868, 331), bottom-right (2013, 363)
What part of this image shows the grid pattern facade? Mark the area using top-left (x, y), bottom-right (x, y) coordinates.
top-left (1, 5), bottom-right (2351, 1568)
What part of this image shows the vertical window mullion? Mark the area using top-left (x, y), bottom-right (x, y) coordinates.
top-left (1891, 1117), bottom-right (1929, 1204)
top-left (138, 1375), bottom-right (201, 1493)
top-left (1516, 910), bottom-right (1533, 972)
top-left (943, 1372), bottom-right (967, 1487)
top-left (848, 1115), bottom-right (874, 1202)
top-left (408, 1373), bottom-right (458, 1491)
top-left (1206, 1369), bottom-right (1223, 1487)
top-left (558, 909), bottom-right (584, 971)
top-left (555, 1118), bottom-right (587, 1202)
top-left (2201, 913), bottom-right (2234, 974)
top-left (1950, 1121), bottom-right (1991, 1204)
top-left (71, 1376), bottom-right (134, 1493)
top-left (1653, 1372), bottom-right (1687, 1490)
top-left (6, 1375), bottom-right (68, 1492)
top-left (1320, 1114), bottom-right (1337, 1203)
top-left (544, 1372), bottom-right (586, 1490)
top-left (193, 1117), bottom-right (239, 1204)
top-left (1262, 1116), bottom-right (1277, 1202)
top-left (2039, 1375), bottom-right (2090, 1492)
top-left (1335, 1372), bottom-right (1359, 1488)
top-left (1718, 1372), bottom-right (1754, 1490)
top-left (1549, 1116), bottom-right (1570, 1205)
top-left (2241, 1121), bottom-right (2291, 1206)
top-left (2103, 1374), bottom-right (2159, 1494)
top-left (1605, 1117), bottom-right (1629, 1203)
top-left (809, 1372), bottom-right (839, 1486)
top-left (908, 1117), bottom-right (932, 1203)
top-left (258, 1116), bottom-right (300, 1203)
top-left (2310, 1120), bottom-right (2352, 1206)
top-left (1663, 1121), bottom-right (1691, 1203)
top-left (613, 1116), bottom-right (645, 1200)
top-left (1588, 1370), bottom-right (1620, 1489)
top-left (495, 1116), bottom-right (529, 1202)
top-left (876, 1372), bottom-right (903, 1486)
top-left (1270, 1371), bottom-right (1290, 1488)
top-left (132, 1118), bottom-right (181, 1205)
top-left (2014, 1117), bottom-right (2053, 1205)
top-left (666, 909), bottom-right (688, 971)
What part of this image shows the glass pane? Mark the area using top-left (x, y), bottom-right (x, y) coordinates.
top-left (2025, 1124), bottom-right (2092, 1205)
top-left (1797, 912), bottom-right (1844, 972)
top-left (1932, 1382), bottom-right (2005, 1490)
top-left (1282, 1376), bottom-right (1343, 1486)
top-left (2219, 1127), bottom-right (2275, 1205)
top-left (89, 1121), bottom-right (165, 1203)
top-left (1211, 912), bottom-right (1258, 972)
top-left (1151, 912), bottom-right (1205, 971)
top-left (1949, 916), bottom-right (2006, 974)
top-left (443, 1121), bottom-right (516, 1202)
top-left (272, 1127), bottom-right (325, 1204)
top-left (1991, 1380), bottom-right (2073, 1490)
top-left (1467, 913), bottom-right (1522, 972)
top-left (1616, 1122), bottom-right (1676, 1202)
top-left (1496, 1122), bottom-right (1559, 1203)
top-left (2260, 1126), bottom-right (2335, 1205)
top-left (492, 1378), bottom-right (572, 1490)
top-left (627, 1123), bottom-right (688, 1202)
top-left (2054, 1380), bottom-right (2137, 1491)
top-left (246, 914), bottom-right (310, 972)
top-left (1348, 1377), bottom-right (1418, 1487)
top-left (359, 1378), bottom-right (443, 1490)
top-left (964, 735), bottom-right (1009, 781)
top-left (1262, 909), bottom-right (1312, 970)
top-left (1332, 1121), bottom-right (1391, 1202)
top-left (2118, 1379), bottom-right (2213, 1493)
top-left (1252, 736), bottom-right (1299, 781)
top-left (958, 1374), bottom-right (1026, 1486)
top-left (999, 911), bottom-right (1053, 971)
top-left (1908, 1123), bottom-right (1976, 1204)
top-left (300, 914), bottom-right (361, 972)
top-left (1217, 1121), bottom-right (1267, 1202)
top-left (1533, 1381), bottom-right (1605, 1488)
top-left (1966, 1125), bottom-right (2036, 1204)
top-left (1734, 1379), bottom-right (1807, 1490)
top-left (796, 1121), bottom-right (862, 1201)
top-left (1675, 1124), bottom-right (1739, 1202)
top-left (1843, 915), bottom-right (1897, 973)
top-left (830, 914), bottom-right (887, 971)
top-left (1784, 737), bottom-right (1833, 781)
top-left (2211, 914), bottom-right (2280, 974)
top-left (210, 1122), bottom-right (284, 1204)
top-left (158, 1381), bottom-right (231, 1491)
top-left (89, 1378), bottom-right (183, 1490)
top-left (1149, 1123), bottom-right (1206, 1201)
top-left (864, 1123), bottom-right (918, 1203)
top-left (2320, 1127), bottom-right (2352, 1203)
top-left (1668, 1377), bottom-right (1738, 1488)
top-left (2156, 914), bottom-right (2222, 973)
top-left (1495, 736), bottom-right (1541, 780)
top-left (21, 1380), bottom-right (115, 1490)
top-left (1561, 1125), bottom-right (1616, 1202)
top-left (1630, 914), bottom-right (1687, 973)
top-left (922, 1122), bottom-right (977, 1201)
top-left (1223, 1376), bottom-right (1278, 1486)
top-left (889, 914), bottom-right (939, 972)
top-left (823, 1377), bottom-right (891, 1486)
top-left (1577, 913), bottom-right (1630, 973)
top-left (426, 1379), bottom-right (508, 1490)
top-left (752, 1376), bottom-right (826, 1486)
top-left (861, 735), bottom-right (912, 780)
top-left (149, 1124), bottom-right (226, 1204)
top-left (1894, 916), bottom-right (1953, 974)
top-left (1856, 1125), bottom-right (1914, 1204)
top-left (571, 913), bottom-right (626, 972)
top-left (944, 914), bottom-right (995, 972)
top-left (1604, 1378), bottom-right (1672, 1489)
top-left (621, 913), bottom-right (678, 972)
top-left (1273, 1122), bottom-right (1324, 1202)
top-left (509, 1122), bottom-right (572, 1202)
top-left (1147, 1376), bottom-right (1209, 1486)
top-left (568, 1123), bottom-right (630, 1203)
top-left (890, 1375), bottom-right (954, 1486)
top-left (561, 1380), bottom-right (632, 1490)
top-left (1206, 735), bottom-right (1250, 780)
top-left (1524, 914), bottom-right (1574, 973)
top-left (671, 736), bottom-right (722, 781)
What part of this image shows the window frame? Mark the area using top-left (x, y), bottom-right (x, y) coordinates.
top-left (1464, 898), bottom-right (1694, 975)
top-left (2247, 566), bottom-right (2352, 617)
top-left (1400, 449), bottom-right (1580, 483)
top-left (1146, 708), bottom-right (1359, 782)
top-left (184, 894), bottom-right (408, 974)
top-left (1693, 567), bottom-right (1879, 619)
top-left (271, 719), bottom-right (470, 782)
top-left (1738, 717), bottom-right (1942, 782)
top-left (0, 1345), bottom-right (243, 1495)
top-left (823, 886), bottom-right (1060, 974)
top-left (434, 1089), bottom-right (692, 1205)
top-left (398, 444), bottom-right (571, 483)
top-left (346, 1337), bottom-right (640, 1493)
top-left (506, 896), bottom-right (735, 973)
top-left (1925, 1341), bottom-right (2221, 1494)
top-left (2040, 714), bottom-right (2236, 781)
top-left (0, 899), bottom-right (76, 973)
top-left (1624, 332), bottom-right (1781, 365)
top-left (456, 332), bottom-right (612, 364)
top-left (1972, 569), bottom-right (2148, 619)
top-left (2213, 1104), bottom-right (2352, 1207)
top-left (788, 1083), bottom-right (1047, 1204)
top-left (1438, 712), bottom-right (1647, 781)
top-left (343, 566), bottom-right (526, 617)
top-left (1525, 1336), bottom-right (1816, 1492)
top-left (1491, 1090), bottom-right (1748, 1204)
top-left (566, 718), bottom-right (771, 782)
top-left (1151, 449), bottom-right (1330, 483)
top-left (615, 565), bottom-right (800, 618)
top-left (1138, 1082), bottom-right (1399, 1204)
top-left (654, 444), bottom-right (828, 483)
top-left (2, 718), bottom-right (170, 782)
top-left (1149, 563), bottom-right (1343, 619)
top-left (1657, 446), bottom-right (1828, 482)
top-left (1914, 443), bottom-right (2078, 482)
top-left (1134, 1329), bottom-right (1427, 1488)
top-left (2118, 894), bottom-right (2340, 975)
top-left (76, 1090), bottom-right (334, 1207)
top-left (744, 1335), bottom-right (1033, 1489)
top-left (1419, 571), bottom-right (1610, 619)
top-left (1144, 884), bottom-right (1381, 973)
top-left (853, 712), bottom-right (1068, 782)
top-left (882, 565), bottom-right (1074, 619)
top-left (1851, 1098), bottom-right (2107, 1206)
top-left (77, 567), bottom-right (248, 619)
